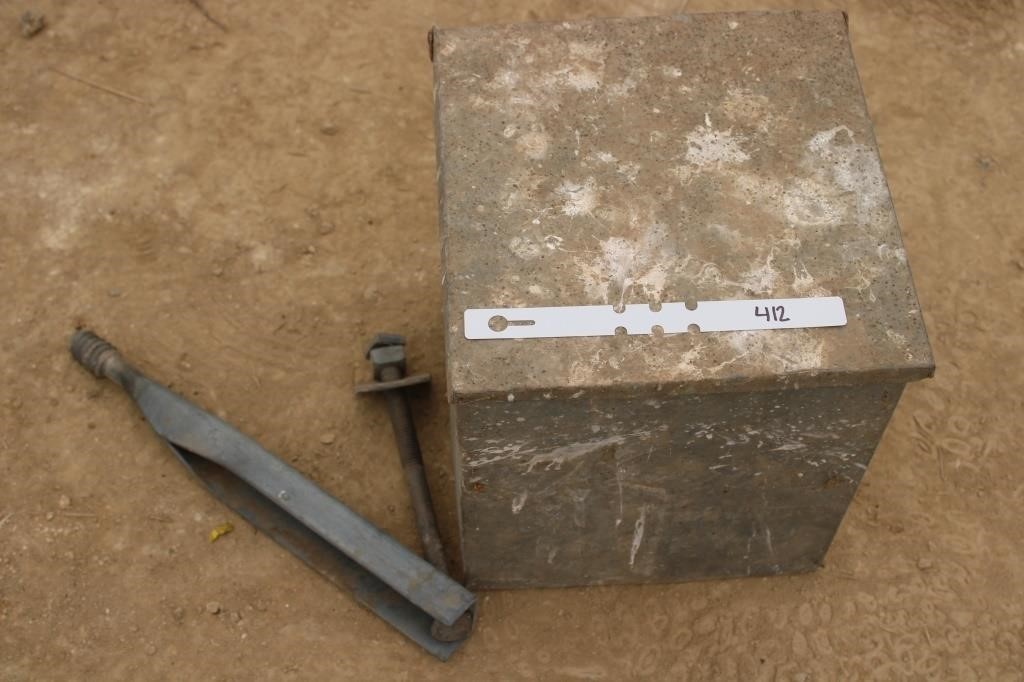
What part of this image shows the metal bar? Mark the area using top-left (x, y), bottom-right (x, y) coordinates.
top-left (164, 441), bottom-right (462, 659)
top-left (69, 330), bottom-right (475, 660)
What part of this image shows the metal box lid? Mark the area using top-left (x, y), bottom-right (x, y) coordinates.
top-left (433, 11), bottom-right (933, 402)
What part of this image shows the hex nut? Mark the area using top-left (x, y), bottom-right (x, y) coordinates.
top-left (368, 344), bottom-right (406, 380)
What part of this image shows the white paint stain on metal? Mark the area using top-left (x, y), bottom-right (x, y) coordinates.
top-left (739, 248), bottom-right (779, 295)
top-left (684, 114), bottom-right (750, 167)
top-left (783, 177), bottom-right (843, 227)
top-left (724, 329), bottom-right (825, 374)
top-left (508, 235), bottom-right (542, 260)
top-left (576, 219), bottom-right (672, 304)
top-left (629, 506), bottom-right (648, 567)
top-left (516, 130), bottom-right (550, 160)
top-left (557, 178), bottom-right (599, 217)
top-left (543, 235), bottom-right (564, 251)
top-left (525, 435), bottom-right (626, 472)
top-left (614, 463), bottom-right (625, 528)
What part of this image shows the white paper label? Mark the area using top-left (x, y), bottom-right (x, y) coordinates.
top-left (464, 297), bottom-right (847, 340)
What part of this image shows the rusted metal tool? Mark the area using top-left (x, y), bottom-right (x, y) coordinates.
top-left (355, 333), bottom-right (473, 642)
top-left (69, 329), bottom-right (475, 660)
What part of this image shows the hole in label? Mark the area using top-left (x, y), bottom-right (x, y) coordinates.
top-left (649, 301), bottom-right (662, 312)
top-left (685, 299), bottom-right (698, 311)
top-left (651, 325), bottom-right (664, 337)
top-left (488, 316), bottom-right (534, 332)
top-left (614, 326), bottom-right (627, 336)
top-left (687, 323), bottom-right (701, 334)
top-left (613, 303), bottom-right (626, 314)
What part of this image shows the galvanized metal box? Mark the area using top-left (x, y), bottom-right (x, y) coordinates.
top-left (431, 11), bottom-right (933, 589)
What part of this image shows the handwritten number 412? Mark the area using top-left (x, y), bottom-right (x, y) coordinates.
top-left (754, 305), bottom-right (791, 323)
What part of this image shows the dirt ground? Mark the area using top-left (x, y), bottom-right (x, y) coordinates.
top-left (1, 0), bottom-right (1021, 679)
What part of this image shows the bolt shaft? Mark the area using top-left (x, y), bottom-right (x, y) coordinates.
top-left (379, 365), bottom-right (448, 572)
top-left (373, 362), bottom-right (473, 642)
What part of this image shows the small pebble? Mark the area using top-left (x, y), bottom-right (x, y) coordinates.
top-left (58, 495), bottom-right (71, 509)
top-left (172, 606), bottom-right (185, 623)
top-left (45, 512), bottom-right (55, 521)
top-left (230, 611), bottom-right (242, 624)
top-left (319, 432), bottom-right (336, 445)
top-left (144, 643), bottom-right (157, 656)
top-left (206, 601), bottom-right (222, 615)
top-left (212, 266), bottom-right (224, 277)
top-left (917, 557), bottom-right (934, 570)
top-left (20, 11), bottom-right (45, 38)
top-left (319, 124), bottom-right (339, 136)
top-left (108, 288), bottom-right (122, 298)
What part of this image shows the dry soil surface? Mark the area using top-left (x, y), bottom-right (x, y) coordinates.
top-left (1, 0), bottom-right (1022, 680)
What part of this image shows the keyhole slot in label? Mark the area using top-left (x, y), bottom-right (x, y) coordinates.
top-left (488, 315), bottom-right (536, 332)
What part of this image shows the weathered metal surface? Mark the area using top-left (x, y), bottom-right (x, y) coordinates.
top-left (69, 330), bottom-right (475, 659)
top-left (433, 11), bottom-right (934, 588)
top-left (433, 11), bottom-right (933, 402)
top-left (454, 382), bottom-right (902, 588)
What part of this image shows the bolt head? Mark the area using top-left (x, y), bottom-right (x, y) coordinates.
top-left (365, 332), bottom-right (405, 358)
top-left (365, 333), bottom-right (406, 380)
